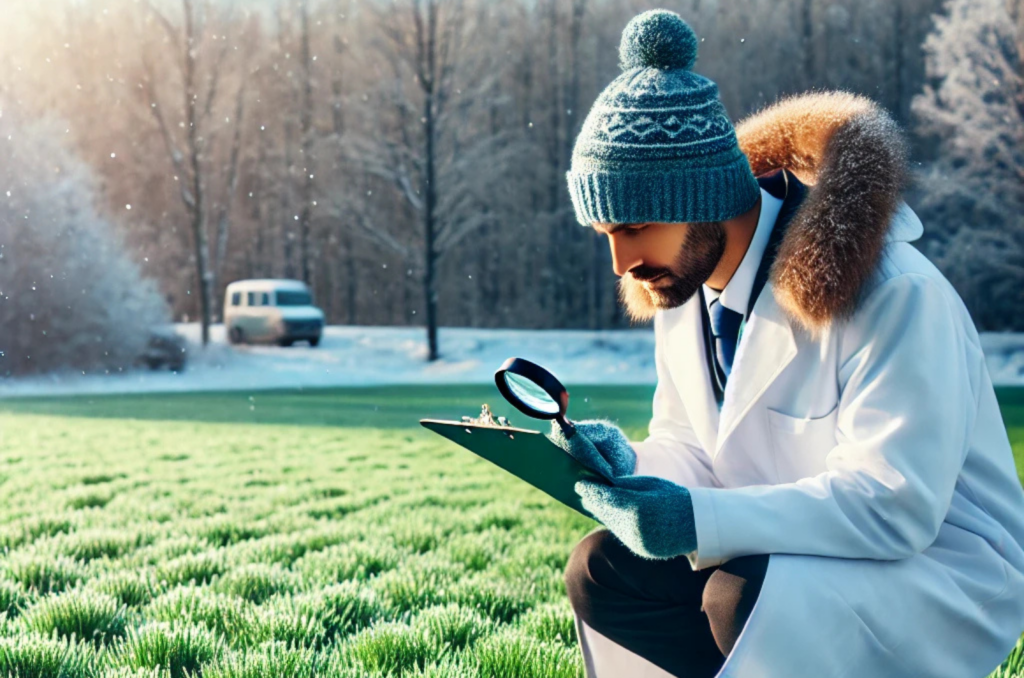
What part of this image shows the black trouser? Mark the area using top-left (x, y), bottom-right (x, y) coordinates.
top-left (565, 529), bottom-right (769, 678)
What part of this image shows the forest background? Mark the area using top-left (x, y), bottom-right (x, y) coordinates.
top-left (1, 0), bottom-right (1021, 364)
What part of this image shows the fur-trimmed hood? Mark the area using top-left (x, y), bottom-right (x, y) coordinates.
top-left (734, 91), bottom-right (913, 335)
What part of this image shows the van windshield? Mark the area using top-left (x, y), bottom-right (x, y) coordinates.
top-left (276, 291), bottom-right (312, 306)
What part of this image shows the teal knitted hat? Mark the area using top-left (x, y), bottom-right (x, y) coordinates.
top-left (566, 9), bottom-right (760, 226)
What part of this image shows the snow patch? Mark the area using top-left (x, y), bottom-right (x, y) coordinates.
top-left (1, 324), bottom-right (1022, 398)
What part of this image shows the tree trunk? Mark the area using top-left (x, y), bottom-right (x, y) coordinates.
top-left (893, 2), bottom-right (905, 122)
top-left (568, 0), bottom-right (588, 328)
top-left (544, 0), bottom-right (562, 322)
top-left (802, 0), bottom-right (815, 84)
top-left (183, 0), bottom-right (212, 346)
top-left (213, 82), bottom-right (246, 319)
top-left (344, 231), bottom-right (357, 325)
top-left (282, 119), bottom-right (296, 280)
top-left (299, 0), bottom-right (314, 285)
top-left (422, 0), bottom-right (440, 360)
top-left (331, 0), bottom-right (350, 138)
top-left (424, 73), bottom-right (439, 357)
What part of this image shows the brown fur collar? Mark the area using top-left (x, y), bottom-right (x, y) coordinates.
top-left (735, 91), bottom-right (910, 336)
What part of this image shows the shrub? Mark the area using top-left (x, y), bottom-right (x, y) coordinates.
top-left (342, 621), bottom-right (444, 676)
top-left (261, 581), bottom-right (384, 648)
top-left (21, 589), bottom-right (127, 646)
top-left (0, 516), bottom-right (75, 550)
top-left (0, 103), bottom-right (169, 377)
top-left (372, 556), bottom-right (466, 615)
top-left (87, 569), bottom-right (161, 608)
top-left (113, 621), bottom-right (225, 678)
top-left (0, 578), bottom-right (31, 617)
top-left (246, 603), bottom-right (327, 650)
top-left (446, 575), bottom-right (536, 624)
top-left (213, 563), bottom-right (299, 604)
top-left (156, 551), bottom-right (226, 587)
top-left (48, 529), bottom-right (146, 562)
top-left (411, 604), bottom-right (493, 652)
top-left (316, 582), bottom-right (386, 641)
top-left (439, 532), bottom-right (508, 573)
top-left (291, 540), bottom-right (403, 585)
top-left (517, 602), bottom-right (577, 645)
top-left (101, 668), bottom-right (170, 678)
top-left (225, 533), bottom-right (326, 568)
top-left (196, 520), bottom-right (271, 548)
top-left (126, 535), bottom-right (208, 568)
top-left (472, 628), bottom-right (581, 678)
top-left (146, 585), bottom-right (255, 643)
top-left (4, 553), bottom-right (87, 594)
top-left (66, 489), bottom-right (115, 511)
top-left (202, 641), bottom-right (319, 678)
top-left (0, 633), bottom-right (101, 678)
top-left (401, 656), bottom-right (477, 678)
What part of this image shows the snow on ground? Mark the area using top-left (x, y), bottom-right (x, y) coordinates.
top-left (2, 324), bottom-right (1023, 398)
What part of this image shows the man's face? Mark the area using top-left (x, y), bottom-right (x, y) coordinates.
top-left (594, 221), bottom-right (726, 323)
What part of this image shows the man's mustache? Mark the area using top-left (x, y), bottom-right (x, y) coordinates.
top-left (629, 267), bottom-right (669, 283)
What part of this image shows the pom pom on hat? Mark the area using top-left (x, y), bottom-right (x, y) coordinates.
top-left (618, 9), bottom-right (698, 71)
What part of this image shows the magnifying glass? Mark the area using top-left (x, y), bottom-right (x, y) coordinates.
top-left (494, 357), bottom-right (576, 439)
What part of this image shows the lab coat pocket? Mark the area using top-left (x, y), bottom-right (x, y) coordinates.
top-left (767, 403), bottom-right (839, 483)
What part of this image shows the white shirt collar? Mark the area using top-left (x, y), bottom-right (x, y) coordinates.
top-left (703, 187), bottom-right (783, 317)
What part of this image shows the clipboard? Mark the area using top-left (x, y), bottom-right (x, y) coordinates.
top-left (419, 418), bottom-right (600, 518)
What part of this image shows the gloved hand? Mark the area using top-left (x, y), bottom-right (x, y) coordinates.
top-left (575, 474), bottom-right (697, 560)
top-left (546, 419), bottom-right (637, 481)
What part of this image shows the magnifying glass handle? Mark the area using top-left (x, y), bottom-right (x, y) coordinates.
top-left (556, 415), bottom-right (576, 439)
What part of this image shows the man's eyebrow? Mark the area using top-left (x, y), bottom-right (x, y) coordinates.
top-left (595, 222), bottom-right (646, 234)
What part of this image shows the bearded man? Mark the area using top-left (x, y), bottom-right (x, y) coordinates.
top-left (546, 8), bottom-right (1024, 678)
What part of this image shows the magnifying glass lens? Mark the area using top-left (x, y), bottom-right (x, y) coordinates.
top-left (504, 373), bottom-right (560, 415)
top-left (494, 357), bottom-right (575, 438)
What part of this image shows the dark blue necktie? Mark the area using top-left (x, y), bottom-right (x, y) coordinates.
top-left (708, 297), bottom-right (743, 381)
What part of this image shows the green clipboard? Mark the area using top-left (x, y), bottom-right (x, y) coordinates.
top-left (419, 418), bottom-right (600, 518)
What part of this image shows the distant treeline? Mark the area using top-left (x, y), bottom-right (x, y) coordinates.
top-left (0, 0), bottom-right (1019, 355)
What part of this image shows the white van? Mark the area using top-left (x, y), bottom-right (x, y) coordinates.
top-left (223, 279), bottom-right (325, 347)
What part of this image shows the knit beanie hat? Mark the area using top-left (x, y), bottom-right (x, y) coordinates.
top-left (566, 9), bottom-right (760, 226)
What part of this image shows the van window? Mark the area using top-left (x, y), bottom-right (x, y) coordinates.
top-left (246, 292), bottom-right (271, 306)
top-left (231, 292), bottom-right (241, 306)
top-left (276, 291), bottom-right (312, 306)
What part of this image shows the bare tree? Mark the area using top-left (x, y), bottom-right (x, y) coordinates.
top-left (298, 0), bottom-right (316, 285)
top-left (139, 0), bottom-right (247, 344)
top-left (333, 0), bottom-right (482, 358)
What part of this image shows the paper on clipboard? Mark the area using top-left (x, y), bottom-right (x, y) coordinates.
top-left (419, 418), bottom-right (600, 518)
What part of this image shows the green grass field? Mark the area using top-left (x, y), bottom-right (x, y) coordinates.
top-left (0, 385), bottom-right (1021, 677)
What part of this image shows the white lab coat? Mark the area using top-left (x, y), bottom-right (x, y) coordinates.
top-left (575, 204), bottom-right (1024, 677)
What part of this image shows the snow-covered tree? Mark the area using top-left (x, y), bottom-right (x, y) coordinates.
top-left (0, 104), bottom-right (170, 377)
top-left (912, 0), bottom-right (1024, 330)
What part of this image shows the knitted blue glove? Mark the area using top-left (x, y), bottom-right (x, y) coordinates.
top-left (546, 419), bottom-right (637, 481)
top-left (575, 475), bottom-right (697, 560)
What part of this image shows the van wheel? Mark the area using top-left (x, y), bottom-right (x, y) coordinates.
top-left (309, 337), bottom-right (320, 347)
top-left (229, 327), bottom-right (245, 345)
top-left (278, 337), bottom-right (294, 347)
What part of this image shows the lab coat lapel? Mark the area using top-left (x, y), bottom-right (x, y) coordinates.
top-left (665, 298), bottom-right (720, 454)
top-left (715, 283), bottom-right (797, 453)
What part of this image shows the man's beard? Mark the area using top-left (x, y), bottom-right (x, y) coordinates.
top-left (617, 222), bottom-right (726, 323)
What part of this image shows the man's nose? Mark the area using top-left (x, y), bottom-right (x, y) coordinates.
top-left (609, 234), bottom-right (642, 278)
